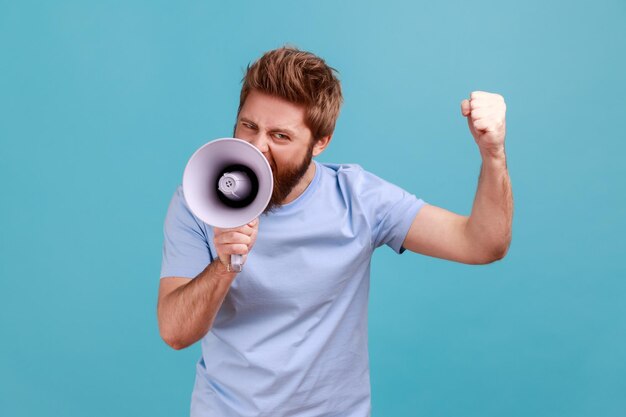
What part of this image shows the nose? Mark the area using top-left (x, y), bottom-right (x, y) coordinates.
top-left (247, 133), bottom-right (270, 154)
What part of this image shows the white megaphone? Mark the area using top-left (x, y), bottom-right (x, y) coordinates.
top-left (182, 138), bottom-right (274, 272)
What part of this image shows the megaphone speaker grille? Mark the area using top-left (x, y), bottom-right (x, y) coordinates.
top-left (215, 164), bottom-right (259, 208)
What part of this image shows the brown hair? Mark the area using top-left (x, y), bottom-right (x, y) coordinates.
top-left (238, 46), bottom-right (343, 141)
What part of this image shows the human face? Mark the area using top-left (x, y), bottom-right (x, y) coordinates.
top-left (234, 90), bottom-right (329, 210)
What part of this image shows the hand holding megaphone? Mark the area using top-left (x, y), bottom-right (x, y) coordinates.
top-left (183, 138), bottom-right (273, 272)
top-left (213, 218), bottom-right (259, 272)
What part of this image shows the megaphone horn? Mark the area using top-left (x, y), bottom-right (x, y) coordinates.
top-left (182, 138), bottom-right (274, 272)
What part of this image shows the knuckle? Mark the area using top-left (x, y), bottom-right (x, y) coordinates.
top-left (225, 244), bottom-right (246, 255)
top-left (229, 231), bottom-right (244, 242)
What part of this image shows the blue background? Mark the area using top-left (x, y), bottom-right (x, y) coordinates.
top-left (1, 0), bottom-right (625, 416)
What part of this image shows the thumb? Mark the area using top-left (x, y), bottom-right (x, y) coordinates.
top-left (461, 99), bottom-right (471, 117)
top-left (466, 111), bottom-right (481, 141)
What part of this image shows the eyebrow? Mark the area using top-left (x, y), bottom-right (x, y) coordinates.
top-left (239, 117), bottom-right (297, 137)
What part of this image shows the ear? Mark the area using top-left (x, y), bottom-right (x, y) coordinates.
top-left (312, 134), bottom-right (332, 157)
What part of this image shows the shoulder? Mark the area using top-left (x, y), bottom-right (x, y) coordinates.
top-left (166, 184), bottom-right (184, 203)
top-left (173, 184), bottom-right (184, 200)
top-left (317, 161), bottom-right (363, 175)
top-left (164, 184), bottom-right (210, 234)
top-left (317, 162), bottom-right (378, 186)
top-left (169, 184), bottom-right (200, 214)
top-left (315, 162), bottom-right (415, 218)
top-left (318, 162), bottom-right (404, 195)
top-left (165, 184), bottom-right (190, 215)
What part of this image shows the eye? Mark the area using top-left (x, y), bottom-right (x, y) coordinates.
top-left (242, 121), bottom-right (256, 130)
top-left (272, 133), bottom-right (290, 140)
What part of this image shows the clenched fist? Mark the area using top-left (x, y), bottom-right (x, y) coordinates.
top-left (213, 218), bottom-right (259, 271)
top-left (461, 91), bottom-right (507, 157)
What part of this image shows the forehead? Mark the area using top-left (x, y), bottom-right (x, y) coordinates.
top-left (239, 90), bottom-right (309, 133)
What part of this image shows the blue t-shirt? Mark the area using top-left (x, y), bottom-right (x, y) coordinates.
top-left (160, 160), bottom-right (426, 417)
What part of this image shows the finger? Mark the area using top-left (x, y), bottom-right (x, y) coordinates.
top-left (236, 223), bottom-right (257, 236)
top-left (214, 226), bottom-right (245, 236)
top-left (461, 99), bottom-right (469, 116)
top-left (470, 100), bottom-right (502, 113)
top-left (468, 107), bottom-right (492, 120)
top-left (214, 231), bottom-right (252, 246)
top-left (470, 92), bottom-right (505, 108)
top-left (219, 243), bottom-right (249, 256)
top-left (472, 91), bottom-right (505, 103)
top-left (470, 91), bottom-right (492, 100)
top-left (237, 219), bottom-right (259, 234)
top-left (248, 226), bottom-right (258, 244)
top-left (469, 97), bottom-right (492, 110)
top-left (216, 223), bottom-right (255, 236)
top-left (237, 224), bottom-right (256, 236)
top-left (472, 118), bottom-right (492, 131)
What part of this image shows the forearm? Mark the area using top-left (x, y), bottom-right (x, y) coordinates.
top-left (158, 260), bottom-right (237, 350)
top-left (465, 149), bottom-right (513, 262)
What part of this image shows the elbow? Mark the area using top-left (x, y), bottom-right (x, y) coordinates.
top-left (164, 339), bottom-right (184, 351)
top-left (489, 246), bottom-right (508, 263)
top-left (485, 239), bottom-right (512, 264)
top-left (498, 240), bottom-right (512, 260)
top-left (157, 305), bottom-right (189, 350)
top-left (159, 318), bottom-right (205, 350)
top-left (496, 233), bottom-right (513, 260)
top-left (160, 330), bottom-right (187, 350)
top-left (471, 239), bottom-right (511, 265)
top-left (158, 319), bottom-right (188, 350)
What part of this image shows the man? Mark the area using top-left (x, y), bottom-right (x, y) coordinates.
top-left (157, 46), bottom-right (512, 416)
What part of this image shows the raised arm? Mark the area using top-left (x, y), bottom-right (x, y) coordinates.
top-left (403, 91), bottom-right (513, 264)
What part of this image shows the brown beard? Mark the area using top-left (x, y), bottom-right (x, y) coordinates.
top-left (264, 142), bottom-right (314, 213)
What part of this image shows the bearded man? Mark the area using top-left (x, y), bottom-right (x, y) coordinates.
top-left (157, 46), bottom-right (513, 417)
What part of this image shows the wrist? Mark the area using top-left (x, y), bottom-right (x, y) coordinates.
top-left (479, 146), bottom-right (507, 165)
top-left (212, 258), bottom-right (238, 278)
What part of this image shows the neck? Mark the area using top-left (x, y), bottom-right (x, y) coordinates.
top-left (280, 161), bottom-right (316, 205)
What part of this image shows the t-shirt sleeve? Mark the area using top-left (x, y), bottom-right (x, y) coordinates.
top-left (160, 185), bottom-right (214, 279)
top-left (355, 167), bottom-right (426, 254)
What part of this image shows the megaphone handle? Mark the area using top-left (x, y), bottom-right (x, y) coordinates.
top-left (230, 254), bottom-right (243, 272)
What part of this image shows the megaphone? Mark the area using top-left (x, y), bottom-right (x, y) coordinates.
top-left (182, 138), bottom-right (274, 272)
